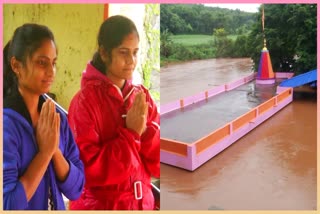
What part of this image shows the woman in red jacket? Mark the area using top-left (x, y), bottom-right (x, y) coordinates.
top-left (68, 15), bottom-right (160, 210)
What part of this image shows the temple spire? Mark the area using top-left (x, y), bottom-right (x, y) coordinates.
top-left (256, 4), bottom-right (275, 84)
top-left (262, 5), bottom-right (267, 50)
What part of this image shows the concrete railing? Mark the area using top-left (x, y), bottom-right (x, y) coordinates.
top-left (160, 73), bottom-right (255, 115)
top-left (193, 88), bottom-right (292, 155)
top-left (160, 87), bottom-right (293, 171)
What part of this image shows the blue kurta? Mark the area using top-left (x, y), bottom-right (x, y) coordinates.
top-left (3, 91), bottom-right (85, 210)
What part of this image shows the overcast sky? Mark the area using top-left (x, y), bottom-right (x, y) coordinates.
top-left (204, 4), bottom-right (261, 13)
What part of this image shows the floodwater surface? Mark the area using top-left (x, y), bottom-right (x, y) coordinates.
top-left (161, 81), bottom-right (278, 143)
top-left (160, 58), bottom-right (317, 210)
top-left (160, 58), bottom-right (253, 104)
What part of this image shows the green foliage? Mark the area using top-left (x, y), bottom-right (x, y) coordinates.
top-left (213, 28), bottom-right (227, 37)
top-left (161, 4), bottom-right (255, 35)
top-left (160, 33), bottom-right (251, 64)
top-left (162, 42), bottom-right (216, 65)
top-left (160, 3), bottom-right (317, 74)
top-left (160, 29), bottom-right (173, 57)
top-left (142, 4), bottom-right (160, 102)
top-left (213, 33), bottom-right (233, 57)
top-left (160, 4), bottom-right (255, 65)
top-left (171, 34), bottom-right (213, 45)
top-left (232, 35), bottom-right (250, 57)
top-left (247, 4), bottom-right (317, 74)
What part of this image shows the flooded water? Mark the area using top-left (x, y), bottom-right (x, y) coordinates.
top-left (160, 58), bottom-right (317, 210)
top-left (161, 80), bottom-right (279, 143)
top-left (160, 58), bottom-right (253, 104)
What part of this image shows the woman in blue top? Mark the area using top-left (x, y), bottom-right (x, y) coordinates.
top-left (3, 23), bottom-right (85, 210)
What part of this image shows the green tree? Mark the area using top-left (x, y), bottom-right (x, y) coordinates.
top-left (232, 35), bottom-right (250, 57)
top-left (160, 4), bottom-right (255, 35)
top-left (160, 29), bottom-right (173, 58)
top-left (213, 28), bottom-right (233, 57)
top-left (248, 4), bottom-right (317, 74)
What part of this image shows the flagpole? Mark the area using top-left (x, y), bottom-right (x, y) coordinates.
top-left (256, 3), bottom-right (275, 84)
top-left (262, 4), bottom-right (265, 32)
top-left (262, 4), bottom-right (266, 50)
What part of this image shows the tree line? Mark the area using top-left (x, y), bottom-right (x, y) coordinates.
top-left (161, 4), bottom-right (317, 74)
top-left (248, 4), bottom-right (316, 74)
top-left (161, 4), bottom-right (255, 35)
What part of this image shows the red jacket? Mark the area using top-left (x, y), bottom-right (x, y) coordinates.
top-left (68, 63), bottom-right (160, 210)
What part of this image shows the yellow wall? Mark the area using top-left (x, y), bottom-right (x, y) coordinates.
top-left (3, 4), bottom-right (104, 110)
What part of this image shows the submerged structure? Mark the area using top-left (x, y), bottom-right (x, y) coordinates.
top-left (160, 5), bottom-right (315, 171)
top-left (160, 74), bottom-right (293, 171)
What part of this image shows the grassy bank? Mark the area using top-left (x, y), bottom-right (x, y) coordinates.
top-left (161, 34), bottom-right (249, 67)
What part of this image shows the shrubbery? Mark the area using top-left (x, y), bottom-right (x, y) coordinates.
top-left (161, 31), bottom-right (250, 66)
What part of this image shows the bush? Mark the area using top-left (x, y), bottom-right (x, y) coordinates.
top-left (161, 42), bottom-right (216, 63)
top-left (160, 33), bottom-right (252, 65)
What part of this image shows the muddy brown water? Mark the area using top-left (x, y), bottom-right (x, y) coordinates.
top-left (160, 58), bottom-right (317, 210)
top-left (160, 58), bottom-right (253, 104)
top-left (161, 80), bottom-right (280, 143)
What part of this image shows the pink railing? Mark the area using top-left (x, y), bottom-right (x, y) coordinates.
top-left (160, 73), bottom-right (255, 115)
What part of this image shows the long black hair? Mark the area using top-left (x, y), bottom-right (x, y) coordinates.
top-left (3, 23), bottom-right (55, 98)
top-left (91, 15), bottom-right (139, 74)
